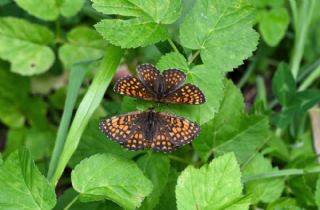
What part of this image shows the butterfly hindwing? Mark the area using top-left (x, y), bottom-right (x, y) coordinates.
top-left (99, 111), bottom-right (142, 142)
top-left (158, 112), bottom-right (200, 146)
top-left (162, 69), bottom-right (186, 93)
top-left (151, 126), bottom-right (177, 152)
top-left (113, 75), bottom-right (156, 100)
top-left (120, 126), bottom-right (148, 151)
top-left (162, 83), bottom-right (206, 105)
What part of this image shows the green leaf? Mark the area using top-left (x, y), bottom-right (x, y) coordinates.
top-left (0, 148), bottom-right (56, 210)
top-left (59, 27), bottom-right (106, 69)
top-left (54, 188), bottom-right (122, 210)
top-left (93, 0), bottom-right (182, 48)
top-left (288, 176), bottom-right (316, 207)
top-left (315, 177), bottom-right (320, 208)
top-left (154, 168), bottom-right (179, 210)
top-left (272, 62), bottom-right (296, 106)
top-left (137, 153), bottom-right (170, 210)
top-left (266, 198), bottom-right (301, 210)
top-left (273, 90), bottom-right (320, 128)
top-left (0, 17), bottom-right (54, 75)
top-left (0, 64), bottom-right (29, 127)
top-left (138, 52), bottom-right (224, 125)
top-left (176, 153), bottom-right (250, 210)
top-left (243, 154), bottom-right (284, 204)
top-left (258, 7), bottom-right (289, 46)
top-left (71, 153), bottom-right (153, 210)
top-left (193, 80), bottom-right (270, 164)
top-left (0, 153), bottom-right (2, 165)
top-left (15, 0), bottom-right (85, 21)
top-left (128, 0), bottom-right (182, 24)
top-left (95, 18), bottom-right (169, 48)
top-left (179, 0), bottom-right (259, 72)
top-left (156, 52), bottom-right (189, 71)
top-left (69, 120), bottom-right (141, 167)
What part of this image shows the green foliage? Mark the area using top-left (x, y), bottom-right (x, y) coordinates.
top-left (193, 80), bottom-right (269, 164)
top-left (180, 0), bottom-right (259, 72)
top-left (58, 27), bottom-right (106, 69)
top-left (71, 153), bottom-right (153, 210)
top-left (137, 153), bottom-right (170, 210)
top-left (0, 17), bottom-right (54, 75)
top-left (0, 0), bottom-right (320, 209)
top-left (0, 148), bottom-right (56, 210)
top-left (243, 154), bottom-right (284, 204)
top-left (93, 0), bottom-right (181, 48)
top-left (176, 153), bottom-right (250, 210)
top-left (15, 0), bottom-right (85, 21)
top-left (253, 0), bottom-right (290, 46)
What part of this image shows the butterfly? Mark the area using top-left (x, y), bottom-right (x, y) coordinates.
top-left (99, 110), bottom-right (201, 152)
top-left (114, 64), bottom-right (205, 105)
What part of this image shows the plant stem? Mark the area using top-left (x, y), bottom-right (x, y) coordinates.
top-left (168, 38), bottom-right (179, 53)
top-left (242, 166), bottom-right (320, 183)
top-left (55, 17), bottom-right (62, 44)
top-left (50, 45), bottom-right (123, 186)
top-left (188, 50), bottom-right (200, 65)
top-left (168, 155), bottom-right (192, 165)
top-left (298, 65), bottom-right (320, 91)
top-left (64, 195), bottom-right (79, 210)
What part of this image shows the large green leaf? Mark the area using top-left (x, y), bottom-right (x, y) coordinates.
top-left (71, 153), bottom-right (153, 210)
top-left (193, 80), bottom-right (270, 164)
top-left (15, 0), bottom-right (85, 21)
top-left (243, 154), bottom-right (284, 204)
top-left (59, 27), bottom-right (106, 69)
top-left (0, 148), bottom-right (56, 210)
top-left (0, 17), bottom-right (54, 75)
top-left (69, 119), bottom-right (141, 167)
top-left (176, 153), bottom-right (250, 210)
top-left (137, 153), bottom-right (170, 210)
top-left (137, 52), bottom-right (224, 125)
top-left (266, 198), bottom-right (301, 210)
top-left (93, 0), bottom-right (182, 48)
top-left (179, 0), bottom-right (259, 72)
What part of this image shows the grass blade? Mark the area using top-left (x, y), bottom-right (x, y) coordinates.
top-left (50, 45), bottom-right (123, 185)
top-left (47, 60), bottom-right (96, 180)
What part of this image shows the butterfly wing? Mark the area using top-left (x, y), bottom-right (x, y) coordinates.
top-left (99, 111), bottom-right (143, 143)
top-left (151, 126), bottom-right (177, 152)
top-left (157, 112), bottom-right (200, 146)
top-left (113, 75), bottom-right (156, 101)
top-left (137, 64), bottom-right (160, 92)
top-left (161, 83), bottom-right (206, 105)
top-left (120, 125), bottom-right (148, 151)
top-left (162, 69), bottom-right (186, 93)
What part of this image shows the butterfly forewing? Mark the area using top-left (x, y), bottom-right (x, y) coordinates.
top-left (113, 76), bottom-right (156, 100)
top-left (158, 112), bottom-right (200, 146)
top-left (162, 83), bottom-right (206, 104)
top-left (99, 111), bottom-right (142, 142)
top-left (162, 69), bottom-right (186, 93)
top-left (137, 64), bottom-right (160, 91)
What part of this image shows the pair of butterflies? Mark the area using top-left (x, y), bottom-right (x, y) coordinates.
top-left (100, 64), bottom-right (205, 152)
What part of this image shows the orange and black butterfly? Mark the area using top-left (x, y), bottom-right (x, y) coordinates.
top-left (99, 110), bottom-right (200, 152)
top-left (114, 64), bottom-right (205, 105)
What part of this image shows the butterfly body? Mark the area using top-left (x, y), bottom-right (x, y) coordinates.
top-left (114, 64), bottom-right (205, 105)
top-left (99, 110), bottom-right (200, 152)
